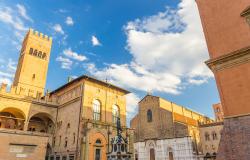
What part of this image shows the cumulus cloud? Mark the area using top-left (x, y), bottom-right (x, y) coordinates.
top-left (126, 93), bottom-right (140, 117)
top-left (91, 36), bottom-right (101, 46)
top-left (0, 7), bottom-right (27, 31)
top-left (65, 16), bottom-right (74, 26)
top-left (0, 59), bottom-right (16, 86)
top-left (53, 24), bottom-right (64, 34)
top-left (0, 4), bottom-right (32, 50)
top-left (63, 48), bottom-right (87, 61)
top-left (7, 59), bottom-right (17, 72)
top-left (86, 0), bottom-right (212, 96)
top-left (16, 4), bottom-right (33, 22)
top-left (56, 56), bottom-right (73, 69)
top-left (0, 77), bottom-right (12, 85)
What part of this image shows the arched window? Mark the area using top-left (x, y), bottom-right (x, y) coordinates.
top-left (59, 135), bottom-right (61, 146)
top-left (73, 133), bottom-right (76, 144)
top-left (29, 48), bottom-right (33, 55)
top-left (42, 53), bottom-right (47, 59)
top-left (96, 139), bottom-right (101, 144)
top-left (93, 100), bottom-right (101, 121)
top-left (112, 105), bottom-right (119, 124)
top-left (95, 139), bottom-right (102, 160)
top-left (64, 137), bottom-right (68, 148)
top-left (38, 51), bottom-right (42, 58)
top-left (205, 132), bottom-right (210, 141)
top-left (147, 109), bottom-right (153, 122)
top-left (212, 131), bottom-right (217, 140)
top-left (33, 49), bottom-right (38, 56)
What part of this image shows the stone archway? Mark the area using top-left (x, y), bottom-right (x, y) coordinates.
top-left (27, 112), bottom-right (55, 134)
top-left (88, 132), bottom-right (107, 160)
top-left (146, 140), bottom-right (156, 160)
top-left (0, 107), bottom-right (26, 130)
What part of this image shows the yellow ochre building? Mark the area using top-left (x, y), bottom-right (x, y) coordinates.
top-left (0, 29), bottom-right (133, 160)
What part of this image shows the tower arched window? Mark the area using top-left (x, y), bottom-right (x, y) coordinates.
top-left (33, 49), bottom-right (38, 56)
top-left (112, 105), bottom-right (120, 124)
top-left (42, 53), bottom-right (47, 59)
top-left (93, 100), bottom-right (101, 121)
top-left (147, 109), bottom-right (153, 122)
top-left (29, 48), bottom-right (33, 55)
top-left (38, 51), bottom-right (42, 58)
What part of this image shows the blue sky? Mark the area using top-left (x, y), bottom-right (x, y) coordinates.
top-left (0, 0), bottom-right (219, 122)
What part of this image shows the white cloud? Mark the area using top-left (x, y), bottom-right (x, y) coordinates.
top-left (16, 4), bottom-right (33, 22)
top-left (58, 9), bottom-right (68, 13)
top-left (0, 77), bottom-right (12, 85)
top-left (63, 48), bottom-right (87, 61)
top-left (91, 36), bottom-right (101, 46)
top-left (53, 24), bottom-right (64, 34)
top-left (56, 56), bottom-right (73, 69)
top-left (0, 7), bottom-right (27, 31)
top-left (7, 59), bottom-right (17, 72)
top-left (65, 16), bottom-right (74, 26)
top-left (0, 59), bottom-right (16, 86)
top-left (126, 93), bottom-right (140, 125)
top-left (86, 0), bottom-right (212, 95)
top-left (0, 71), bottom-right (14, 78)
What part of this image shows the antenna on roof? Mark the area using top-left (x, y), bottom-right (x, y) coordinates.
top-left (147, 90), bottom-right (152, 95)
top-left (68, 76), bottom-right (74, 83)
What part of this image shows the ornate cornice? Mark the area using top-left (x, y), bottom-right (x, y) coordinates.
top-left (206, 46), bottom-right (250, 72)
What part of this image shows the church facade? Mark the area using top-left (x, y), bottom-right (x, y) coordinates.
top-left (130, 95), bottom-right (213, 160)
top-left (0, 29), bottom-right (134, 160)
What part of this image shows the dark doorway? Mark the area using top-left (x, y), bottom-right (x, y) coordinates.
top-left (169, 152), bottom-right (174, 160)
top-left (150, 148), bottom-right (155, 160)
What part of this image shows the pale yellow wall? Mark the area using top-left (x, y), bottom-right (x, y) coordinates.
top-left (159, 97), bottom-right (213, 125)
top-left (0, 89), bottom-right (57, 130)
top-left (82, 79), bottom-right (127, 126)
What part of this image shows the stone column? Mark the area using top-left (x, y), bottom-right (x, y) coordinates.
top-left (23, 120), bottom-right (29, 131)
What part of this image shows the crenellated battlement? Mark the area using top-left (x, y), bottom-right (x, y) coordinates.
top-left (28, 28), bottom-right (52, 42)
top-left (0, 83), bottom-right (58, 105)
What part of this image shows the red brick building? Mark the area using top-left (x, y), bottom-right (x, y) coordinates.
top-left (213, 103), bottom-right (224, 122)
top-left (196, 0), bottom-right (250, 159)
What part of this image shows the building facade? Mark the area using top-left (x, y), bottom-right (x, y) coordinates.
top-left (130, 95), bottom-right (213, 160)
top-left (134, 137), bottom-right (197, 160)
top-left (0, 29), bottom-right (134, 160)
top-left (199, 122), bottom-right (223, 160)
top-left (212, 103), bottom-right (224, 122)
top-left (196, 0), bottom-right (250, 159)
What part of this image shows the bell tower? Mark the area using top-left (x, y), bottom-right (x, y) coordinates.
top-left (13, 28), bottom-right (52, 97)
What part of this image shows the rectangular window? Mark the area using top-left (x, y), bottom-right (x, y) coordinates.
top-left (95, 149), bottom-right (101, 160)
top-left (62, 156), bottom-right (67, 160)
top-left (93, 112), bottom-right (101, 121)
top-left (56, 156), bottom-right (60, 160)
top-left (69, 155), bottom-right (75, 160)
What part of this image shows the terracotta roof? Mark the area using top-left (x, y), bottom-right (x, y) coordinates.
top-left (199, 121), bottom-right (224, 127)
top-left (50, 74), bottom-right (130, 95)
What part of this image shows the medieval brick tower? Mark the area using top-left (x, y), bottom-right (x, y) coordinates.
top-left (196, 0), bottom-right (250, 159)
top-left (13, 29), bottom-right (52, 97)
